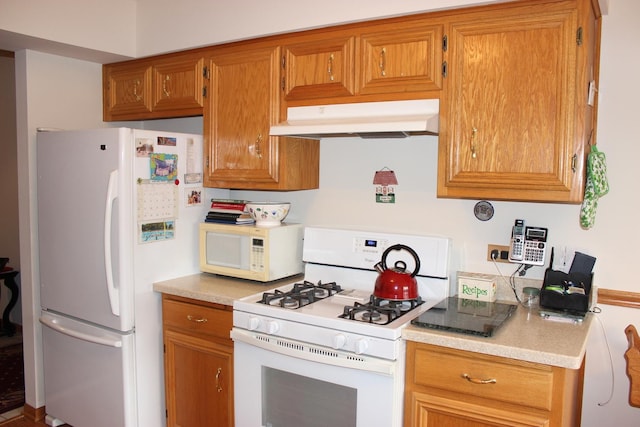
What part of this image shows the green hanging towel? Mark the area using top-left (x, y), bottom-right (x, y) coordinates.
top-left (580, 145), bottom-right (609, 229)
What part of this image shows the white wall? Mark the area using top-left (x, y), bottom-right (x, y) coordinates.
top-left (135, 0), bottom-right (501, 56)
top-left (0, 0), bottom-right (136, 59)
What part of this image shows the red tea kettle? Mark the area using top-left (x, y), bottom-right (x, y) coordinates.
top-left (373, 244), bottom-right (421, 301)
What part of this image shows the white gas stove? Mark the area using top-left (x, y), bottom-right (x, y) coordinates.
top-left (232, 226), bottom-right (451, 427)
top-left (233, 226), bottom-right (451, 357)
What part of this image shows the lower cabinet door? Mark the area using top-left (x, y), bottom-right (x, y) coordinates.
top-left (164, 329), bottom-right (233, 427)
top-left (407, 391), bottom-right (550, 427)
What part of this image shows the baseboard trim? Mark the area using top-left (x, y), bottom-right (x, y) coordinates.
top-left (23, 403), bottom-right (45, 422)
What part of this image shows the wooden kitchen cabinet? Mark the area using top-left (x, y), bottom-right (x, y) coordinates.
top-left (162, 295), bottom-right (234, 427)
top-left (404, 341), bottom-right (585, 427)
top-left (103, 52), bottom-right (205, 121)
top-left (281, 32), bottom-right (356, 101)
top-left (437, 0), bottom-right (601, 203)
top-left (358, 18), bottom-right (443, 96)
top-left (151, 53), bottom-right (205, 115)
top-left (280, 17), bottom-right (443, 106)
top-left (204, 41), bottom-right (320, 190)
top-left (103, 61), bottom-right (153, 120)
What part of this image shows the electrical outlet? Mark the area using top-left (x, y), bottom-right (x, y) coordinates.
top-left (487, 244), bottom-right (511, 263)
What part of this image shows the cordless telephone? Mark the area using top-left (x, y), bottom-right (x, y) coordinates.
top-left (509, 219), bottom-right (548, 266)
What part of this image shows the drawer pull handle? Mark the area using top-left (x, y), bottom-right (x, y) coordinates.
top-left (379, 47), bottom-right (387, 77)
top-left (470, 127), bottom-right (478, 159)
top-left (162, 75), bottom-right (171, 98)
top-left (462, 373), bottom-right (497, 385)
top-left (255, 133), bottom-right (263, 159)
top-left (215, 367), bottom-right (223, 392)
top-left (186, 315), bottom-right (208, 323)
top-left (328, 53), bottom-right (335, 81)
top-left (133, 80), bottom-right (142, 101)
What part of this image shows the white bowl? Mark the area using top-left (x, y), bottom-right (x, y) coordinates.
top-left (246, 202), bottom-right (291, 227)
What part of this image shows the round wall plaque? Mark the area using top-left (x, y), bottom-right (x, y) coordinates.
top-left (474, 201), bottom-right (494, 221)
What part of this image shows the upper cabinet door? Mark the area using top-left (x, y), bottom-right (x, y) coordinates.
top-left (438, 3), bottom-right (593, 203)
top-left (152, 54), bottom-right (205, 113)
top-left (359, 19), bottom-right (444, 95)
top-left (204, 43), bottom-right (319, 191)
top-left (205, 45), bottom-right (282, 187)
top-left (103, 53), bottom-right (205, 121)
top-left (282, 33), bottom-right (356, 101)
top-left (103, 62), bottom-right (153, 120)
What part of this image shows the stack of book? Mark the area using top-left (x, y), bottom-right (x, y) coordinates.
top-left (205, 199), bottom-right (254, 224)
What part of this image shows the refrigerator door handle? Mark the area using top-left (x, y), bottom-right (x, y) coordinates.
top-left (104, 169), bottom-right (120, 316)
top-left (40, 313), bottom-right (123, 348)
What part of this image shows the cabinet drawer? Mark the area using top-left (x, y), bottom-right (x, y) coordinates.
top-left (412, 345), bottom-right (554, 410)
top-left (162, 298), bottom-right (232, 342)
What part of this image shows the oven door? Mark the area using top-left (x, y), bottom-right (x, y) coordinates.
top-left (232, 328), bottom-right (405, 427)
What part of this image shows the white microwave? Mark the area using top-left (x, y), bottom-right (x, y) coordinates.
top-left (199, 222), bottom-right (304, 282)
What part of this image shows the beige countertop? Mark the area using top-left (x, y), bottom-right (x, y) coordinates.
top-left (403, 303), bottom-right (593, 370)
top-left (153, 273), bottom-right (303, 306)
top-left (154, 274), bottom-right (592, 370)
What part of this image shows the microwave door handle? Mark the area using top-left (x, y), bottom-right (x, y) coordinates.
top-left (104, 169), bottom-right (120, 316)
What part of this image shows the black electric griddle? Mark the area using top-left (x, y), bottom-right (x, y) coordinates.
top-left (411, 297), bottom-right (517, 337)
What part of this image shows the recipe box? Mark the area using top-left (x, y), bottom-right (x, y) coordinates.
top-left (457, 272), bottom-right (497, 302)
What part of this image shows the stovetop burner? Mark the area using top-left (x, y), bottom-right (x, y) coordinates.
top-left (340, 295), bottom-right (424, 325)
top-left (259, 280), bottom-right (343, 309)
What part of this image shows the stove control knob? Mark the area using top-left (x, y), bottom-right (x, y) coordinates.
top-left (355, 338), bottom-right (369, 355)
top-left (265, 320), bottom-right (279, 334)
top-left (332, 334), bottom-right (347, 349)
top-left (247, 316), bottom-right (261, 331)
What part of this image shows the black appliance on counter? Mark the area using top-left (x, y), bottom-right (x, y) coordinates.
top-left (411, 297), bottom-right (517, 337)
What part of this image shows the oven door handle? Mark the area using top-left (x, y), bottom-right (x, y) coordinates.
top-left (231, 328), bottom-right (396, 376)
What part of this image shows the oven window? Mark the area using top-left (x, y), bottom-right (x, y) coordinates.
top-left (262, 366), bottom-right (357, 427)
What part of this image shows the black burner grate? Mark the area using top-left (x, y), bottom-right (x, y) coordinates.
top-left (340, 295), bottom-right (423, 325)
top-left (259, 281), bottom-right (342, 309)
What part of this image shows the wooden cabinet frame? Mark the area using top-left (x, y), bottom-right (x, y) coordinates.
top-left (404, 341), bottom-right (585, 427)
top-left (103, 52), bottom-right (205, 121)
top-left (102, 0), bottom-right (601, 200)
top-left (437, 0), bottom-right (600, 203)
top-left (161, 295), bottom-right (234, 427)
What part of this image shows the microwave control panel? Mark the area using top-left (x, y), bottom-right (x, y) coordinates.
top-left (250, 237), bottom-right (265, 271)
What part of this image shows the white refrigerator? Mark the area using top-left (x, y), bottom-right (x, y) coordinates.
top-left (36, 127), bottom-right (208, 427)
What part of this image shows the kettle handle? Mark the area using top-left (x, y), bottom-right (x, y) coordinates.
top-left (381, 244), bottom-right (421, 277)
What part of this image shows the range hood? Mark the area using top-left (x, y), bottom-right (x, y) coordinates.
top-left (270, 99), bottom-right (439, 139)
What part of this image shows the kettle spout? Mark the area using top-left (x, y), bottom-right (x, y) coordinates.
top-left (374, 261), bottom-right (384, 273)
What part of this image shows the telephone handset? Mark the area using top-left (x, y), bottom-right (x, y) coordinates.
top-left (508, 219), bottom-right (548, 266)
top-left (509, 219), bottom-right (525, 262)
